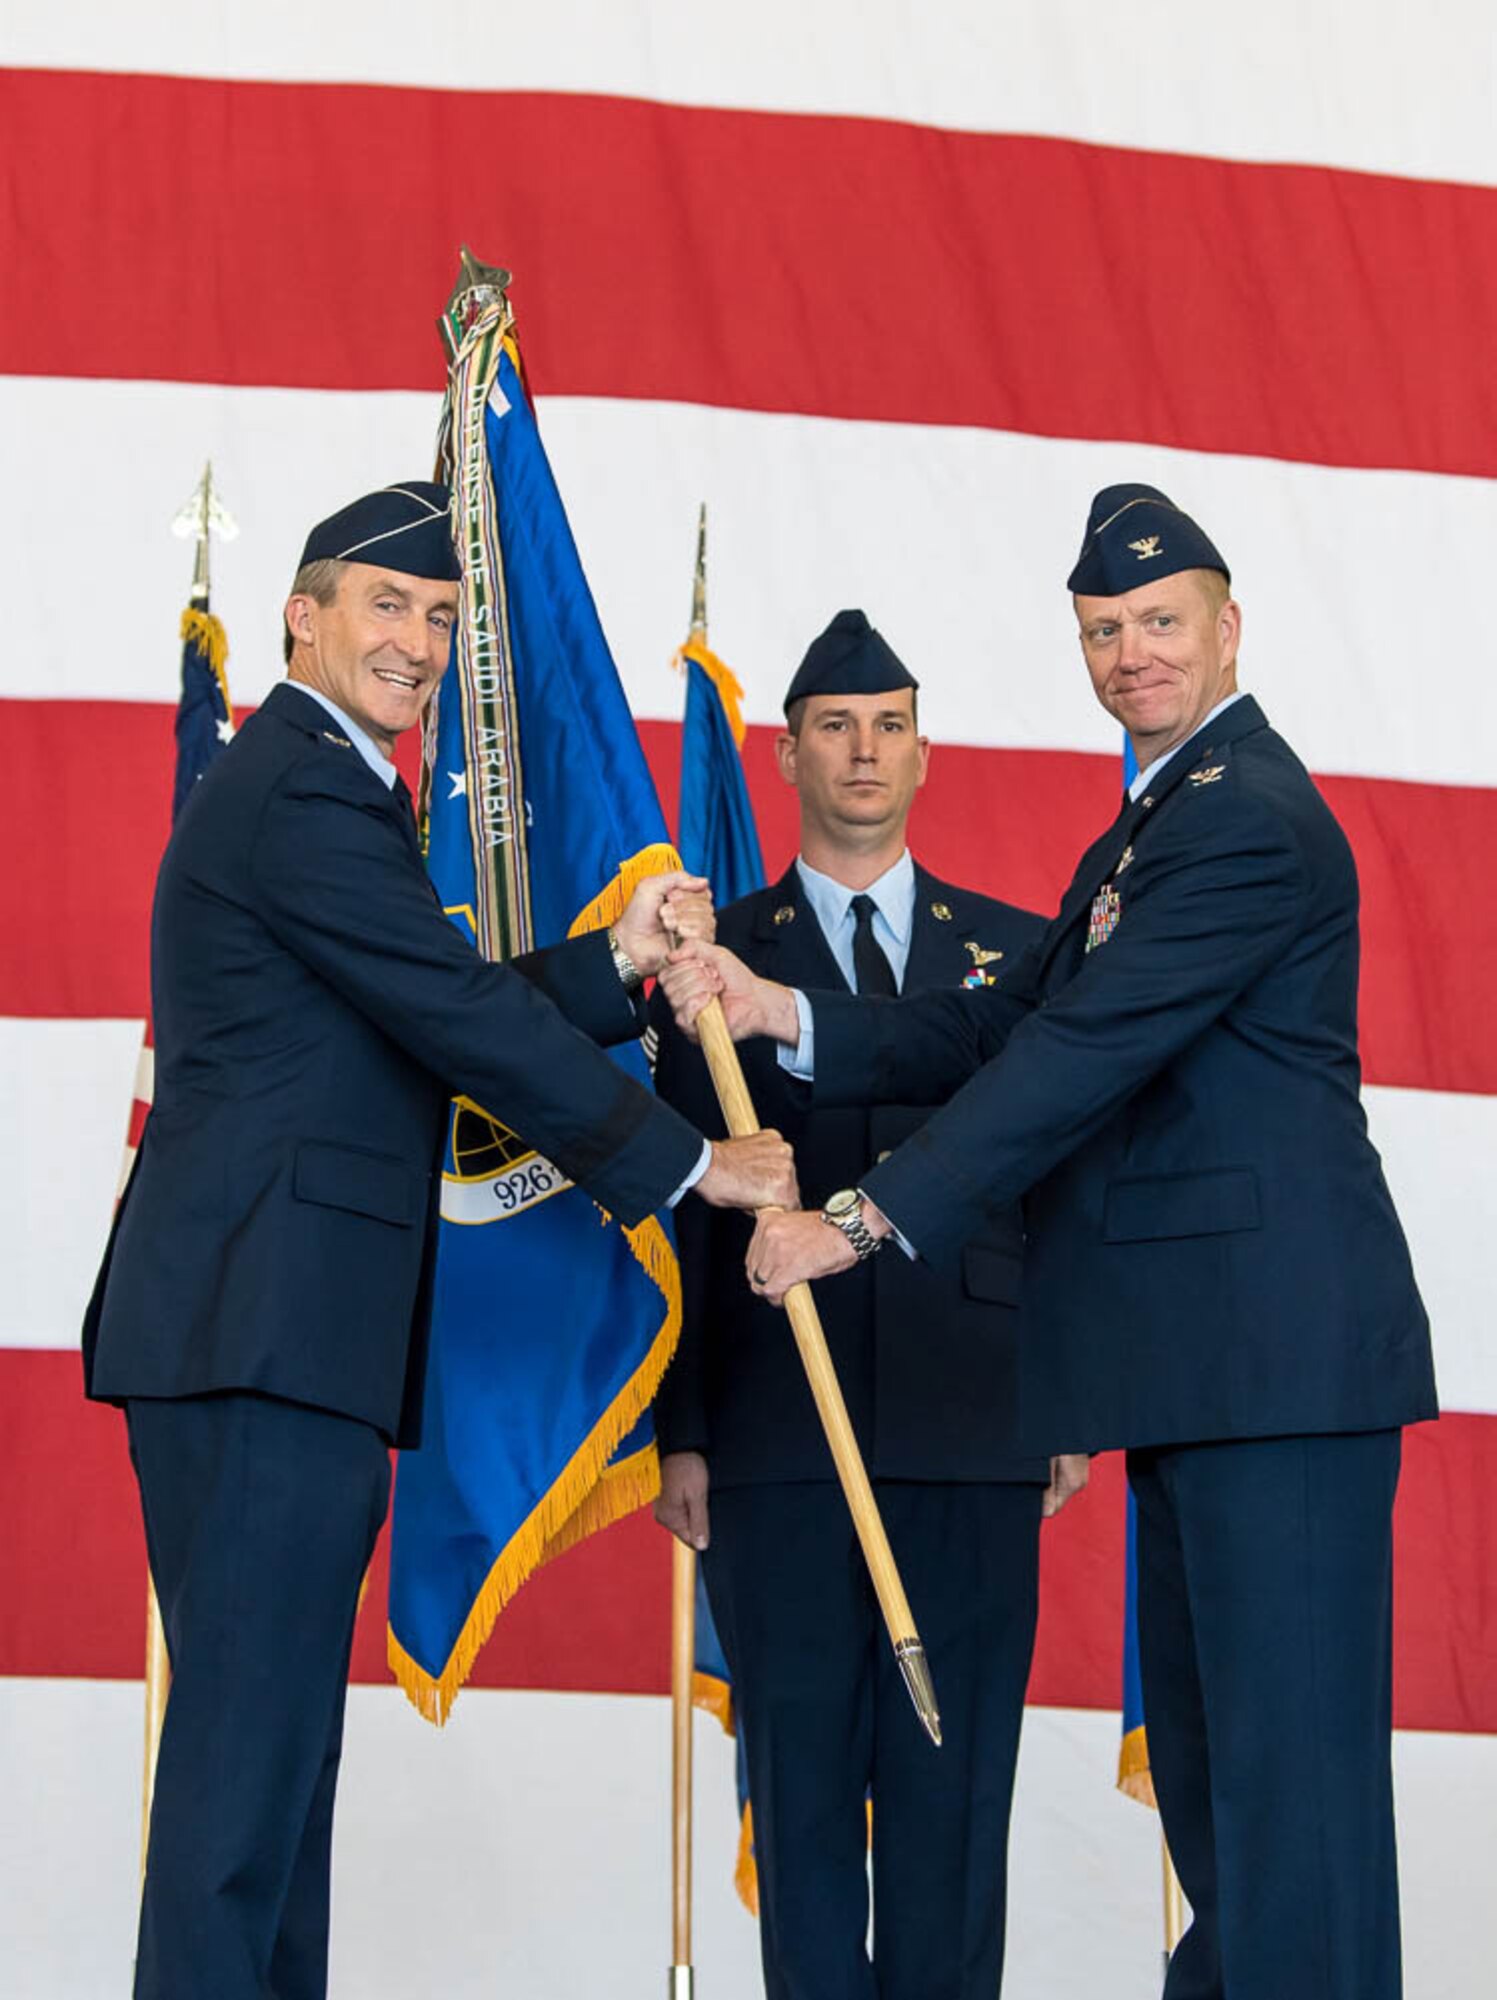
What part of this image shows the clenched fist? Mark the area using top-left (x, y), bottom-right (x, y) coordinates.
top-left (695, 1132), bottom-right (799, 1213)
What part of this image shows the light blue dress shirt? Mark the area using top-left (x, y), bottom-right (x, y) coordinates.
top-left (794, 850), bottom-right (916, 994)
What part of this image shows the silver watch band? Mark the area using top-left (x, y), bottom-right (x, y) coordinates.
top-left (822, 1190), bottom-right (883, 1261)
top-left (607, 925), bottom-right (644, 993)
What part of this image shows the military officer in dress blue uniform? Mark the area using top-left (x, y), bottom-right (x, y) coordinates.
top-left (83, 482), bottom-right (795, 2000)
top-left (652, 611), bottom-right (1088, 2000)
top-left (663, 493), bottom-right (1438, 2000)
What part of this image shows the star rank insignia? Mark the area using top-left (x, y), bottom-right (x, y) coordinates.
top-left (1187, 765), bottom-right (1226, 787)
top-left (772, 904), bottom-right (796, 925)
top-left (1087, 884), bottom-right (1122, 953)
top-left (1127, 535), bottom-right (1163, 560)
top-left (321, 729), bottom-right (352, 748)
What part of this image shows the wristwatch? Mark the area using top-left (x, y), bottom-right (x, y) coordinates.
top-left (820, 1187), bottom-right (883, 1261)
top-left (606, 924), bottom-right (645, 993)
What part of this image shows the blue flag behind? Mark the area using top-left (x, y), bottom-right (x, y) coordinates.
top-left (677, 638), bottom-right (765, 906)
top-left (173, 609), bottom-right (234, 820)
top-left (387, 329), bottom-right (683, 1723)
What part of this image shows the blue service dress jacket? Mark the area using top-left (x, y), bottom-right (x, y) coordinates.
top-left (652, 862), bottom-right (1051, 1484)
top-left (83, 682), bottom-right (702, 1448)
top-left (811, 698), bottom-right (1438, 1453)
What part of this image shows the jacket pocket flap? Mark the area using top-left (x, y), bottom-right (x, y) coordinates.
top-left (962, 1243), bottom-right (1024, 1305)
top-left (293, 1141), bottom-right (416, 1226)
top-left (1103, 1168), bottom-right (1260, 1243)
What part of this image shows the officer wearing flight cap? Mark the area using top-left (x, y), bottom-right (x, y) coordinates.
top-left (83, 481), bottom-right (795, 2000)
top-left (663, 494), bottom-right (1437, 2000)
top-left (651, 609), bottom-right (1087, 2000)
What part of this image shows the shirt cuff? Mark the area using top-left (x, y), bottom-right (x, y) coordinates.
top-left (863, 1193), bottom-right (917, 1260)
top-left (667, 1138), bottom-right (714, 1208)
top-left (774, 988), bottom-right (815, 1080)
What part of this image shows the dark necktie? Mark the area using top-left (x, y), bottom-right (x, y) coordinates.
top-left (850, 893), bottom-right (898, 997)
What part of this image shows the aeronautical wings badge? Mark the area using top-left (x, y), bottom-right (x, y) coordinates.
top-left (961, 939), bottom-right (1005, 988)
top-left (1188, 765), bottom-right (1225, 787)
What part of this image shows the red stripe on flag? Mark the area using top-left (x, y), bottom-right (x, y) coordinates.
top-left (4, 700), bottom-right (1493, 1096)
top-left (2, 1352), bottom-right (1490, 1730)
top-left (4, 70), bottom-right (1497, 474)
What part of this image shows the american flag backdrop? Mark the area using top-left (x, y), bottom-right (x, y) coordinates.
top-left (1, 7), bottom-right (1493, 1995)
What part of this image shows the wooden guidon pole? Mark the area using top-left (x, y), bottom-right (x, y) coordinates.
top-left (140, 1579), bottom-right (170, 1882)
top-left (669, 1538), bottom-right (697, 1997)
top-left (1162, 1834), bottom-right (1187, 1970)
top-left (693, 1000), bottom-right (941, 1745)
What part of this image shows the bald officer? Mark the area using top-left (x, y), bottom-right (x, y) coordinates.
top-left (652, 612), bottom-right (1083, 2000)
top-left (84, 482), bottom-right (794, 2000)
top-left (665, 487), bottom-right (1437, 2000)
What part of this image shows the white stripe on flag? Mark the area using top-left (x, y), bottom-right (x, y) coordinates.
top-left (4, 376), bottom-right (1497, 788)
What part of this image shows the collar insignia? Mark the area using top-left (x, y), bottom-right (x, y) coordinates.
top-left (931, 901), bottom-right (953, 922)
top-left (772, 904), bottom-right (796, 926)
top-left (1128, 535), bottom-right (1163, 560)
top-left (1188, 765), bottom-right (1226, 787)
top-left (321, 729), bottom-right (352, 749)
top-left (964, 941), bottom-right (1005, 967)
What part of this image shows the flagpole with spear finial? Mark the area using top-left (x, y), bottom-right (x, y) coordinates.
top-left (665, 505), bottom-right (713, 2000)
top-left (138, 464), bottom-right (239, 1894)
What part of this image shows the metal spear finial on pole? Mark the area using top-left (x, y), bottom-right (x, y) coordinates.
top-left (438, 246), bottom-right (514, 361)
top-left (688, 503), bottom-right (707, 642)
top-left (170, 461), bottom-right (238, 609)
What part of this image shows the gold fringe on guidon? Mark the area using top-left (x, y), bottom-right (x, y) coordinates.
top-left (691, 1669), bottom-right (734, 1736)
top-left (387, 1207), bottom-right (682, 1723)
top-left (567, 842), bottom-right (686, 940)
top-left (675, 637), bottom-right (749, 749)
top-left (1117, 1723), bottom-right (1158, 1807)
top-left (179, 608), bottom-right (233, 721)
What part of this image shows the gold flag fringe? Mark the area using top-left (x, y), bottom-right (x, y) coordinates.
top-left (567, 842), bottom-right (685, 939)
top-left (1117, 1723), bottom-right (1157, 1807)
top-left (735, 1802), bottom-right (760, 1916)
top-left (388, 1208), bottom-right (682, 1722)
top-left (180, 608), bottom-right (233, 722)
top-left (675, 638), bottom-right (749, 749)
top-left (691, 1669), bottom-right (735, 1736)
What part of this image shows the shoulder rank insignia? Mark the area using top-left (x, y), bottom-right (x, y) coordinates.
top-left (931, 901), bottom-right (953, 922)
top-left (963, 942), bottom-right (1004, 967)
top-left (1128, 535), bottom-right (1163, 560)
top-left (1187, 764), bottom-right (1225, 787)
top-left (1087, 883), bottom-right (1121, 953)
top-left (772, 904), bottom-right (796, 925)
top-left (321, 729), bottom-right (352, 749)
top-left (1115, 844), bottom-right (1135, 875)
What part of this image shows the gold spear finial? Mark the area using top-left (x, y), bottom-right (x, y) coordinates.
top-left (170, 461), bottom-right (239, 607)
top-left (689, 503), bottom-right (708, 642)
top-left (439, 246), bottom-right (514, 360)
